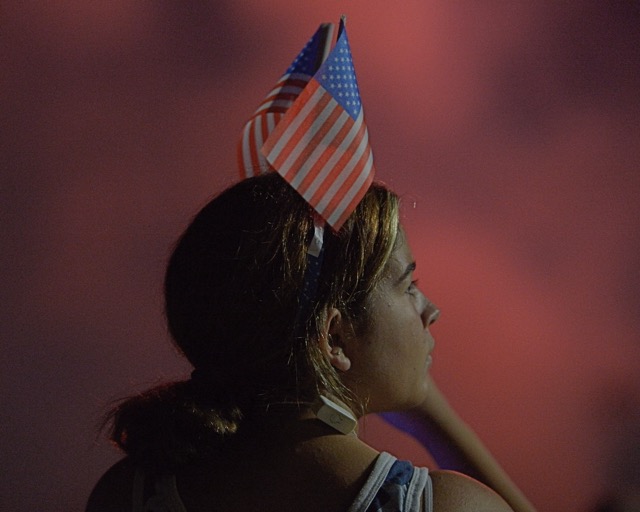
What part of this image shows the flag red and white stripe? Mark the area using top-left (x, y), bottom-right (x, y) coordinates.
top-left (237, 75), bottom-right (308, 178)
top-left (262, 80), bottom-right (374, 229)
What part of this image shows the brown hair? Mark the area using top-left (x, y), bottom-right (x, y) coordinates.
top-left (108, 172), bottom-right (399, 469)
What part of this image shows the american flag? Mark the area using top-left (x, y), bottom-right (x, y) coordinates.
top-left (262, 20), bottom-right (375, 230)
top-left (237, 24), bottom-right (334, 178)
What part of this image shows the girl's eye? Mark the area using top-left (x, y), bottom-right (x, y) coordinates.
top-left (407, 279), bottom-right (419, 295)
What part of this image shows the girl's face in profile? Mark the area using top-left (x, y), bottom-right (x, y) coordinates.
top-left (344, 229), bottom-right (439, 413)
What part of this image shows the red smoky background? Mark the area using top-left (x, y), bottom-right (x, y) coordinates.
top-left (2, 2), bottom-right (639, 511)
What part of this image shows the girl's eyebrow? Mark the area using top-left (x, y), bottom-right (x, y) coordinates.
top-left (396, 261), bottom-right (416, 284)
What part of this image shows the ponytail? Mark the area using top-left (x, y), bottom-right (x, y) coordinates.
top-left (107, 380), bottom-right (244, 471)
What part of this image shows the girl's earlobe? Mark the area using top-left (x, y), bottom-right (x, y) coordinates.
top-left (329, 345), bottom-right (351, 372)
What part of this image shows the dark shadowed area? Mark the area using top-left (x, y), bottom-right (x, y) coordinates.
top-left (2, 2), bottom-right (639, 511)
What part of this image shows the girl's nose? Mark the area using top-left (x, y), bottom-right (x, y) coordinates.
top-left (421, 297), bottom-right (440, 329)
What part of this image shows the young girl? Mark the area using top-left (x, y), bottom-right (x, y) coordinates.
top-left (86, 172), bottom-right (535, 511)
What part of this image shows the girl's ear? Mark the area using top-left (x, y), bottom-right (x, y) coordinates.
top-left (319, 308), bottom-right (351, 372)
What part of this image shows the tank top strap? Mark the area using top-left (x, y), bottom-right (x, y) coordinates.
top-left (348, 451), bottom-right (433, 512)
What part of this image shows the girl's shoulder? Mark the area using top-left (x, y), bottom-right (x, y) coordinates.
top-left (85, 457), bottom-right (136, 512)
top-left (430, 469), bottom-right (514, 512)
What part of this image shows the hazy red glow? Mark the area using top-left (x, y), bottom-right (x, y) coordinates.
top-left (2, 3), bottom-right (639, 511)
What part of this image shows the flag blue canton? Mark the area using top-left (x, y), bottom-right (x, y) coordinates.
top-left (285, 31), bottom-right (325, 76)
top-left (315, 30), bottom-right (362, 119)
